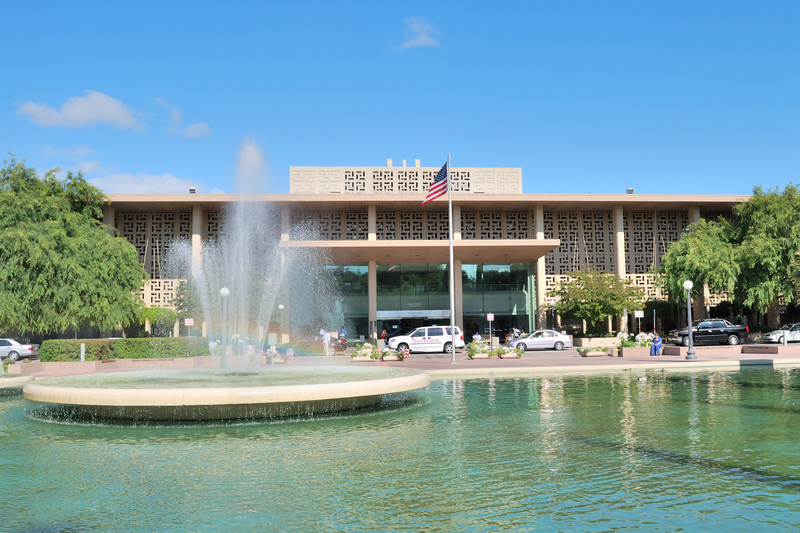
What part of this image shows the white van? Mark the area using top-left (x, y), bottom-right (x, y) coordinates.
top-left (387, 326), bottom-right (465, 354)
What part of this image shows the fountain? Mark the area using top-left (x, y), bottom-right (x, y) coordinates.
top-left (0, 362), bottom-right (33, 391)
top-left (23, 140), bottom-right (429, 419)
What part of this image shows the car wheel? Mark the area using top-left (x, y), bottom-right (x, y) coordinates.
top-left (8, 351), bottom-right (20, 362)
top-left (726, 335), bottom-right (740, 345)
top-left (682, 336), bottom-right (690, 347)
top-left (444, 342), bottom-right (453, 354)
top-left (398, 343), bottom-right (409, 352)
top-left (517, 343), bottom-right (527, 351)
top-left (554, 341), bottom-right (564, 351)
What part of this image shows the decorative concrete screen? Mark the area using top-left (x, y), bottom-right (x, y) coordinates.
top-left (290, 166), bottom-right (522, 195)
top-left (461, 212), bottom-right (533, 240)
top-left (118, 212), bottom-right (192, 279)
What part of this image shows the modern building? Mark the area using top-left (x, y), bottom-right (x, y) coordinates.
top-left (103, 159), bottom-right (745, 340)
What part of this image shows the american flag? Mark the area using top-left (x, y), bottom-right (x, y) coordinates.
top-left (422, 162), bottom-right (448, 205)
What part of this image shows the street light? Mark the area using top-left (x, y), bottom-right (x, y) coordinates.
top-left (683, 280), bottom-right (696, 360)
top-left (550, 300), bottom-right (556, 330)
top-left (220, 287), bottom-right (230, 367)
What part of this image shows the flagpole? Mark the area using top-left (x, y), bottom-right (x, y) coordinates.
top-left (447, 154), bottom-right (456, 364)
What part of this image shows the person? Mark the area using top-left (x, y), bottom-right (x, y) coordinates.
top-left (381, 329), bottom-right (387, 343)
top-left (322, 329), bottom-right (331, 355)
top-left (513, 327), bottom-right (521, 338)
top-left (338, 325), bottom-right (348, 341)
top-left (473, 331), bottom-right (482, 342)
top-left (651, 333), bottom-right (662, 356)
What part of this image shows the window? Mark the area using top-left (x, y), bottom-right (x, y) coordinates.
top-left (428, 328), bottom-right (444, 336)
top-left (412, 329), bottom-right (426, 338)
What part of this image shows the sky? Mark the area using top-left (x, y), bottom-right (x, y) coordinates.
top-left (1, 1), bottom-right (798, 196)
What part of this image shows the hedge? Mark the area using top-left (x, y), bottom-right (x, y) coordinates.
top-left (39, 337), bottom-right (210, 362)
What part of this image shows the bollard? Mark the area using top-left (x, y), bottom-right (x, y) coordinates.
top-left (783, 334), bottom-right (788, 346)
top-left (80, 343), bottom-right (85, 362)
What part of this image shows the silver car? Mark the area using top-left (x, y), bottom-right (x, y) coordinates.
top-left (763, 324), bottom-right (800, 344)
top-left (507, 330), bottom-right (573, 351)
top-left (0, 339), bottom-right (40, 361)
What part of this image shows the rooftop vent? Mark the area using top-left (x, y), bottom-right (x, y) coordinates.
top-left (627, 188), bottom-right (634, 194)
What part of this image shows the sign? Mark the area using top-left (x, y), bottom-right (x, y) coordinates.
top-left (487, 313), bottom-right (494, 322)
top-left (634, 310), bottom-right (644, 319)
top-left (184, 318), bottom-right (194, 326)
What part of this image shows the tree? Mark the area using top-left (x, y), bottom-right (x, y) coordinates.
top-left (141, 307), bottom-right (177, 337)
top-left (730, 185), bottom-right (800, 310)
top-left (0, 156), bottom-right (145, 334)
top-left (656, 219), bottom-right (739, 304)
top-left (547, 267), bottom-right (645, 336)
top-left (658, 185), bottom-right (800, 313)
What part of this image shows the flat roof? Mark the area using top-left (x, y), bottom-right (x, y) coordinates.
top-left (106, 193), bottom-right (748, 213)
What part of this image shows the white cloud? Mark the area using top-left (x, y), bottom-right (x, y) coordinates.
top-left (154, 97), bottom-right (212, 138)
top-left (182, 122), bottom-right (213, 138)
top-left (45, 145), bottom-right (95, 159)
top-left (75, 160), bottom-right (117, 175)
top-left (89, 172), bottom-right (201, 194)
top-left (398, 17), bottom-right (440, 49)
top-left (17, 91), bottom-right (140, 129)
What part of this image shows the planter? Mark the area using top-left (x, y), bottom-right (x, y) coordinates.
top-left (351, 355), bottom-right (376, 362)
top-left (574, 337), bottom-right (620, 348)
top-left (620, 346), bottom-right (651, 357)
top-left (498, 352), bottom-right (521, 359)
top-left (581, 350), bottom-right (607, 357)
top-left (469, 353), bottom-right (493, 359)
top-left (381, 354), bottom-right (402, 361)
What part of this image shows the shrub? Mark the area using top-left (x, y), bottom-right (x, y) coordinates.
top-left (39, 337), bottom-right (209, 362)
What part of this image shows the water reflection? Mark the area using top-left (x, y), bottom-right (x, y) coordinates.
top-left (4, 369), bottom-right (800, 531)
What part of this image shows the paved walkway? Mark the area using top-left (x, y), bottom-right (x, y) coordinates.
top-left (8, 346), bottom-right (800, 380)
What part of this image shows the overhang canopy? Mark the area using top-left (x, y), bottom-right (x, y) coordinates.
top-left (279, 239), bottom-right (561, 264)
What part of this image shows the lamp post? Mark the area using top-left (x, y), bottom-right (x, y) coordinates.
top-left (550, 300), bottom-right (556, 330)
top-left (683, 280), bottom-right (696, 360)
top-left (220, 287), bottom-right (230, 367)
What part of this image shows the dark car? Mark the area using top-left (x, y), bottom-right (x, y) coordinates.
top-left (668, 319), bottom-right (749, 346)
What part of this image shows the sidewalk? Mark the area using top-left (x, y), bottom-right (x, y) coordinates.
top-left (8, 345), bottom-right (800, 380)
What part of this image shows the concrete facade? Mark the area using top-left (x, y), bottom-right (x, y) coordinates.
top-left (104, 162), bottom-right (746, 340)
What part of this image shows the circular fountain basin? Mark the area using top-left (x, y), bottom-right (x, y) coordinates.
top-left (23, 366), bottom-right (430, 420)
top-left (0, 375), bottom-right (34, 390)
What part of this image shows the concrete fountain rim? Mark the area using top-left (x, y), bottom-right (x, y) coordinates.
top-left (22, 367), bottom-right (431, 407)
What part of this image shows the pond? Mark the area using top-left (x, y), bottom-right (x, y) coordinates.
top-left (2, 367), bottom-right (800, 531)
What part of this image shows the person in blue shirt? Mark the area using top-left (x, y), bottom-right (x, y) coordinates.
top-left (338, 326), bottom-right (348, 341)
top-left (651, 333), bottom-right (662, 355)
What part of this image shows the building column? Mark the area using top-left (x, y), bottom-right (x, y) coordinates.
top-left (454, 259), bottom-right (463, 332)
top-left (191, 205), bottom-right (203, 275)
top-left (368, 204), bottom-right (376, 241)
top-left (535, 205), bottom-right (547, 329)
top-left (613, 205), bottom-right (628, 333)
top-left (689, 206), bottom-right (701, 225)
top-left (102, 206), bottom-right (115, 236)
top-left (453, 205), bottom-right (462, 240)
top-left (368, 260), bottom-right (377, 344)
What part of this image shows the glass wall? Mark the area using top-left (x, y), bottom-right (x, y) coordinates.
top-left (290, 265), bottom-right (368, 341)
top-left (376, 263), bottom-right (451, 312)
top-left (462, 263), bottom-right (536, 340)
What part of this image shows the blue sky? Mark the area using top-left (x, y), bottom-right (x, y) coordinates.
top-left (2, 1), bottom-right (798, 195)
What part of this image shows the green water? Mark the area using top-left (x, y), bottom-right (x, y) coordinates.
top-left (3, 368), bottom-right (800, 532)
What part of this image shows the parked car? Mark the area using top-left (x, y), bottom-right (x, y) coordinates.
top-left (388, 326), bottom-right (465, 353)
top-left (762, 324), bottom-right (800, 344)
top-left (668, 320), bottom-right (749, 346)
top-left (507, 330), bottom-right (573, 351)
top-left (0, 339), bottom-right (40, 361)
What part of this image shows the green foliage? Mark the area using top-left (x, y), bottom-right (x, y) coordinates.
top-left (731, 185), bottom-right (800, 310)
top-left (548, 267), bottom-right (644, 337)
top-left (658, 184), bottom-right (800, 312)
top-left (173, 281), bottom-right (203, 320)
top-left (39, 337), bottom-right (209, 362)
top-left (141, 306), bottom-right (177, 337)
top-left (656, 219), bottom-right (739, 304)
top-left (0, 156), bottom-right (145, 334)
